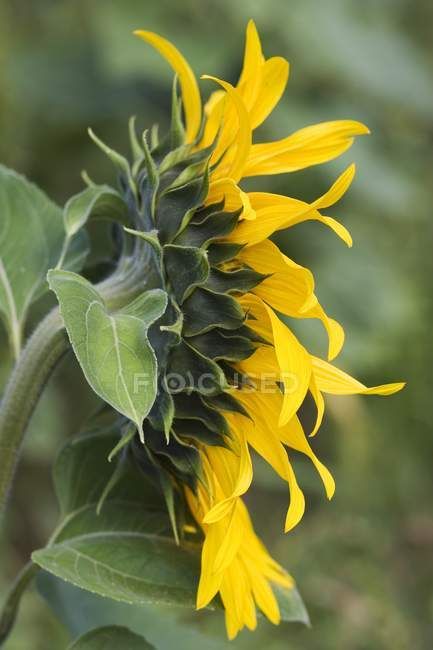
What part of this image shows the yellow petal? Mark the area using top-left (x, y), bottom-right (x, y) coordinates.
top-left (239, 294), bottom-right (311, 426)
top-left (228, 193), bottom-right (310, 246)
top-left (313, 163), bottom-right (356, 209)
top-left (202, 443), bottom-right (252, 524)
top-left (237, 19), bottom-right (264, 111)
top-left (235, 389), bottom-right (292, 481)
top-left (202, 417), bottom-right (253, 524)
top-left (206, 178), bottom-right (256, 220)
top-left (239, 265), bottom-right (343, 366)
top-left (251, 572), bottom-right (281, 624)
top-left (213, 501), bottom-right (243, 572)
top-left (316, 215), bottom-right (352, 247)
top-left (134, 30), bottom-right (201, 143)
top-left (243, 120), bottom-right (369, 176)
top-left (281, 416), bottom-right (335, 499)
top-left (235, 389), bottom-right (305, 532)
top-left (238, 19), bottom-right (264, 87)
top-left (228, 167), bottom-right (353, 246)
top-left (284, 454), bottom-right (306, 532)
top-left (249, 57), bottom-right (289, 129)
top-left (308, 371), bottom-right (325, 437)
top-left (302, 303), bottom-right (345, 361)
top-left (264, 303), bottom-right (311, 426)
top-left (238, 239), bottom-right (315, 314)
top-left (312, 356), bottom-right (405, 395)
top-left (202, 76), bottom-right (252, 183)
top-left (201, 90), bottom-right (226, 149)
top-left (196, 521), bottom-right (224, 608)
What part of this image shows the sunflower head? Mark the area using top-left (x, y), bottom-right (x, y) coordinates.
top-left (51, 20), bottom-right (404, 639)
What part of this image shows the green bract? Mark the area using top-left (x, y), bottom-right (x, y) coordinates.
top-left (43, 101), bottom-right (266, 505)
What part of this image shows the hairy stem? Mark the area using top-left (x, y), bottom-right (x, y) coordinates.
top-left (0, 308), bottom-right (67, 517)
top-left (0, 263), bottom-right (148, 520)
top-left (0, 561), bottom-right (40, 645)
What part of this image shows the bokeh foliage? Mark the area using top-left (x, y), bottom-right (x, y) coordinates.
top-left (1, 0), bottom-right (432, 648)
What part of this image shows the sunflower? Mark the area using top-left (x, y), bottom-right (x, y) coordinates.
top-left (129, 20), bottom-right (405, 638)
top-left (61, 20), bottom-right (404, 640)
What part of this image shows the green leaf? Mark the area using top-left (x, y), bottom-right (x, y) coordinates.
top-left (39, 573), bottom-right (308, 650)
top-left (32, 532), bottom-right (200, 607)
top-left (53, 429), bottom-right (125, 516)
top-left (35, 424), bottom-right (308, 633)
top-left (274, 584), bottom-right (310, 626)
top-left (52, 429), bottom-right (169, 538)
top-left (48, 270), bottom-right (167, 439)
top-left (0, 165), bottom-right (87, 358)
top-left (55, 500), bottom-right (171, 544)
top-left (68, 625), bottom-right (155, 649)
top-left (36, 574), bottom-right (221, 650)
top-left (63, 185), bottom-right (128, 237)
top-left (33, 430), bottom-right (198, 610)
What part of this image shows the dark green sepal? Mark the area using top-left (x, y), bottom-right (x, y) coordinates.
top-left (189, 200), bottom-right (225, 225)
top-left (124, 227), bottom-right (162, 256)
top-left (182, 287), bottom-right (245, 336)
top-left (187, 329), bottom-right (256, 362)
top-left (168, 159), bottom-right (209, 192)
top-left (167, 340), bottom-right (227, 395)
top-left (157, 172), bottom-right (209, 244)
top-left (207, 242), bottom-right (245, 265)
top-left (107, 422), bottom-right (137, 462)
top-left (158, 469), bottom-right (181, 544)
top-left (144, 425), bottom-right (203, 492)
top-left (63, 184), bottom-right (129, 237)
top-left (173, 392), bottom-right (231, 437)
top-left (221, 324), bottom-right (271, 345)
top-left (170, 76), bottom-right (186, 149)
top-left (128, 115), bottom-right (144, 172)
top-left (158, 144), bottom-right (195, 175)
top-left (88, 128), bottom-right (136, 198)
top-left (163, 244), bottom-right (209, 304)
top-left (203, 391), bottom-right (251, 419)
top-left (148, 299), bottom-right (182, 369)
top-left (150, 123), bottom-right (160, 150)
top-left (205, 266), bottom-right (267, 294)
top-left (139, 131), bottom-right (159, 225)
top-left (147, 382), bottom-right (175, 442)
top-left (174, 209), bottom-right (240, 248)
top-left (119, 287), bottom-right (168, 321)
top-left (172, 418), bottom-right (228, 447)
top-left (157, 146), bottom-right (212, 193)
top-left (218, 361), bottom-right (253, 389)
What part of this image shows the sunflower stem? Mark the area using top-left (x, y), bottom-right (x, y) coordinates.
top-left (0, 308), bottom-right (67, 520)
top-left (0, 561), bottom-right (40, 644)
top-left (0, 268), bottom-right (146, 522)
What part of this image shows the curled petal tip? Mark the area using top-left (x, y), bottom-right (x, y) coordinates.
top-left (353, 121), bottom-right (370, 135)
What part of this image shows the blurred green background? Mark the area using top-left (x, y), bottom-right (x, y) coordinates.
top-left (1, 0), bottom-right (432, 648)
